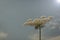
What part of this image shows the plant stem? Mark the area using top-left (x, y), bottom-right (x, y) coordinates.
top-left (39, 27), bottom-right (41, 40)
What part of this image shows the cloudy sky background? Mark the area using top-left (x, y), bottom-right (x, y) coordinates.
top-left (0, 0), bottom-right (60, 40)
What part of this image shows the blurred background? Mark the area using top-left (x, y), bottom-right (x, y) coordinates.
top-left (0, 0), bottom-right (60, 40)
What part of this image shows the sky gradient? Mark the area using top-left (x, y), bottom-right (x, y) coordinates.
top-left (0, 0), bottom-right (60, 40)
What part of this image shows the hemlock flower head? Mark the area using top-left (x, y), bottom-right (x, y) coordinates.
top-left (24, 16), bottom-right (53, 29)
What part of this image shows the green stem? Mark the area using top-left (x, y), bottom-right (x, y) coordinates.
top-left (39, 27), bottom-right (41, 40)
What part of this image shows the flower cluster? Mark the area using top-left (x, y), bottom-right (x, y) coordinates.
top-left (24, 16), bottom-right (53, 29)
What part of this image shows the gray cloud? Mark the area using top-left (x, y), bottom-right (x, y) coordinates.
top-left (0, 32), bottom-right (8, 40)
top-left (43, 20), bottom-right (60, 37)
top-left (47, 36), bottom-right (60, 40)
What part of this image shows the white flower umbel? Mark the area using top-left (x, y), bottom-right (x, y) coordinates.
top-left (24, 16), bottom-right (53, 29)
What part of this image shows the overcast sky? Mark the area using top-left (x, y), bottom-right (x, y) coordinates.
top-left (0, 0), bottom-right (60, 40)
